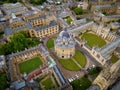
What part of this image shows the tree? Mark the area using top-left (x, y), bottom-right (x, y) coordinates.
top-left (0, 74), bottom-right (7, 90)
top-left (0, 31), bottom-right (40, 55)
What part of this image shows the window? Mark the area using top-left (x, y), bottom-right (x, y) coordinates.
top-left (96, 54), bottom-right (100, 58)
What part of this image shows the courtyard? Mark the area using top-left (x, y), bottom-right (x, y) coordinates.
top-left (46, 38), bottom-right (86, 71)
top-left (81, 33), bottom-right (106, 48)
top-left (36, 72), bottom-right (59, 90)
top-left (19, 57), bottom-right (43, 74)
top-left (42, 77), bottom-right (55, 90)
top-left (110, 54), bottom-right (119, 63)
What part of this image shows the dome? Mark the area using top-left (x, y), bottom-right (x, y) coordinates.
top-left (62, 31), bottom-right (70, 38)
top-left (54, 28), bottom-right (76, 59)
top-left (59, 30), bottom-right (70, 38)
top-left (59, 28), bottom-right (70, 38)
top-left (55, 28), bottom-right (75, 48)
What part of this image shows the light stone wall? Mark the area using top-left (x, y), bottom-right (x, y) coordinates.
top-left (10, 20), bottom-right (26, 29)
top-left (55, 45), bottom-right (75, 59)
top-left (22, 13), bottom-right (40, 22)
top-left (92, 60), bottom-right (120, 90)
top-left (29, 25), bottom-right (59, 38)
top-left (0, 23), bottom-right (6, 31)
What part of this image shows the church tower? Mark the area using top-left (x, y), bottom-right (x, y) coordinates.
top-left (89, 60), bottom-right (120, 90)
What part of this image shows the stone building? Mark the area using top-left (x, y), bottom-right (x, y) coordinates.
top-left (88, 60), bottom-right (120, 90)
top-left (114, 46), bottom-right (120, 58)
top-left (94, 14), bottom-right (120, 23)
top-left (4, 10), bottom-right (59, 38)
top-left (91, 37), bottom-right (120, 65)
top-left (92, 23), bottom-right (117, 42)
top-left (54, 29), bottom-right (76, 59)
top-left (7, 45), bottom-right (46, 82)
top-left (91, 4), bottom-right (117, 14)
top-left (0, 55), bottom-right (6, 73)
top-left (110, 22), bottom-right (120, 30)
top-left (88, 0), bottom-right (116, 5)
top-left (28, 15), bottom-right (59, 38)
top-left (0, 22), bottom-right (6, 32)
top-left (2, 2), bottom-right (28, 17)
top-left (9, 13), bottom-right (26, 29)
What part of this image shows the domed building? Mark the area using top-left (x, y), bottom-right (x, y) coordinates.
top-left (54, 29), bottom-right (76, 59)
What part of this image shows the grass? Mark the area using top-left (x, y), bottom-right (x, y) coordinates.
top-left (46, 38), bottom-right (54, 49)
top-left (81, 33), bottom-right (106, 48)
top-left (71, 76), bottom-right (91, 90)
top-left (19, 57), bottom-right (43, 74)
top-left (110, 55), bottom-right (119, 63)
top-left (42, 78), bottom-right (55, 90)
top-left (71, 6), bottom-right (87, 15)
top-left (73, 50), bottom-right (86, 67)
top-left (59, 59), bottom-right (80, 71)
top-left (65, 16), bottom-right (72, 24)
top-left (0, 73), bottom-right (7, 90)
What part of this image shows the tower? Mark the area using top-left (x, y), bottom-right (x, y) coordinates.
top-left (54, 28), bottom-right (76, 59)
top-left (89, 60), bottom-right (120, 90)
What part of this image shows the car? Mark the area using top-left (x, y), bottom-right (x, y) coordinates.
top-left (75, 74), bottom-right (79, 78)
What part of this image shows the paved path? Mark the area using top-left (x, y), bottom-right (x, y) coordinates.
top-left (76, 44), bottom-right (101, 67)
top-left (72, 58), bottom-right (82, 68)
top-left (50, 50), bottom-right (84, 79)
top-left (43, 37), bottom-right (101, 80)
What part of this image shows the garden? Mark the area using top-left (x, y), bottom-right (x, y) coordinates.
top-left (19, 57), bottom-right (43, 74)
top-left (59, 50), bottom-right (86, 71)
top-left (81, 33), bottom-right (106, 48)
top-left (71, 6), bottom-right (87, 15)
top-left (110, 54), bottom-right (119, 63)
top-left (71, 76), bottom-right (91, 90)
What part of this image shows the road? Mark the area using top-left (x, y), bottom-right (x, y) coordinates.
top-left (76, 44), bottom-right (101, 68)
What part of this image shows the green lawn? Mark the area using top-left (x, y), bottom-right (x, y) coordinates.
top-left (0, 73), bottom-right (7, 90)
top-left (42, 78), bottom-right (55, 90)
top-left (81, 33), bottom-right (106, 48)
top-left (110, 55), bottom-right (119, 63)
top-left (73, 50), bottom-right (86, 67)
top-left (46, 38), bottom-right (54, 49)
top-left (19, 57), bottom-right (43, 74)
top-left (59, 59), bottom-right (80, 71)
top-left (71, 77), bottom-right (91, 90)
top-left (66, 16), bottom-right (72, 24)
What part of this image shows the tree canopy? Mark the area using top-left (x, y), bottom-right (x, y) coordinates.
top-left (0, 74), bottom-right (7, 90)
top-left (71, 6), bottom-right (84, 15)
top-left (0, 0), bottom-right (17, 4)
top-left (0, 31), bottom-right (40, 55)
top-left (30, 0), bottom-right (46, 5)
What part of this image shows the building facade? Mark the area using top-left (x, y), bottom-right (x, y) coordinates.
top-left (90, 60), bottom-right (120, 90)
top-left (4, 11), bottom-right (59, 38)
top-left (54, 29), bottom-right (76, 59)
top-left (0, 55), bottom-right (6, 73)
